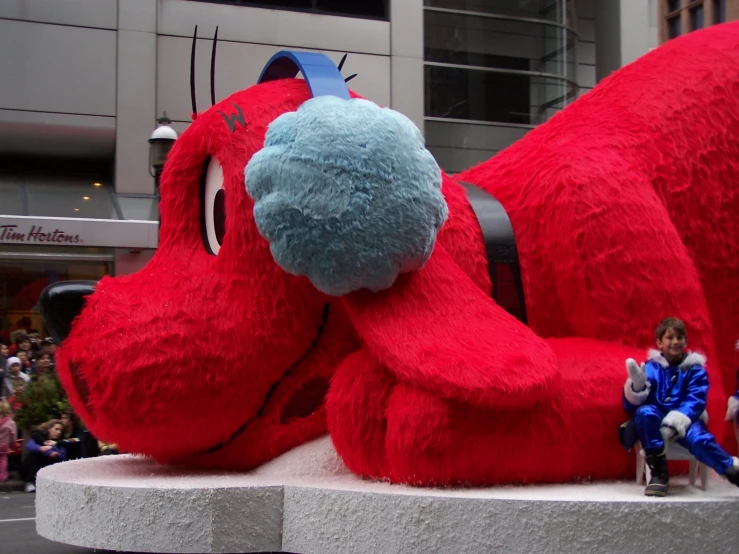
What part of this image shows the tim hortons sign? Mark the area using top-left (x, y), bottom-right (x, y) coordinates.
top-left (0, 216), bottom-right (159, 249)
top-left (0, 224), bottom-right (82, 244)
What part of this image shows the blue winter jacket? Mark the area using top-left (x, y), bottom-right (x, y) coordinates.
top-left (25, 436), bottom-right (67, 461)
top-left (623, 350), bottom-right (709, 424)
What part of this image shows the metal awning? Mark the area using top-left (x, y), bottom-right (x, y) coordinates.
top-left (0, 175), bottom-right (159, 249)
top-left (0, 176), bottom-right (158, 222)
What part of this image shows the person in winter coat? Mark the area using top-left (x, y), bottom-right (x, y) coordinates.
top-left (1, 357), bottom-right (29, 400)
top-left (623, 317), bottom-right (739, 496)
top-left (726, 342), bottom-right (739, 448)
top-left (58, 409), bottom-right (84, 460)
top-left (0, 400), bottom-right (17, 482)
top-left (21, 419), bottom-right (66, 493)
top-left (0, 342), bottom-right (8, 376)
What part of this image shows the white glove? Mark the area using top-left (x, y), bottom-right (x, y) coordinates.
top-left (660, 425), bottom-right (677, 445)
top-left (626, 358), bottom-right (647, 391)
top-left (726, 396), bottom-right (739, 422)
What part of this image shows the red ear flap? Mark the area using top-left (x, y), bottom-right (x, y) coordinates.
top-left (341, 245), bottom-right (558, 410)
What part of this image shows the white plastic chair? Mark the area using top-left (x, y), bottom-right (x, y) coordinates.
top-left (636, 441), bottom-right (709, 490)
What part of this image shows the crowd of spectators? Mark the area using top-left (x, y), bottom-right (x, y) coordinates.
top-left (1, 328), bottom-right (118, 492)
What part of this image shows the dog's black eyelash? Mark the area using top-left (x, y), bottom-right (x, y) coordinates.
top-left (338, 53), bottom-right (358, 83)
top-left (189, 25), bottom-right (220, 119)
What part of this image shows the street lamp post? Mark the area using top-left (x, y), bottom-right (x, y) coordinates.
top-left (148, 113), bottom-right (178, 232)
top-left (148, 113), bottom-right (178, 198)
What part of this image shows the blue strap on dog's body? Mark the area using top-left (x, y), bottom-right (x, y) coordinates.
top-left (258, 51), bottom-right (351, 100)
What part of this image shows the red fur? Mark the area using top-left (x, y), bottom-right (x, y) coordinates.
top-left (342, 245), bottom-right (558, 410)
top-left (456, 23), bottom-right (739, 458)
top-left (56, 81), bottom-right (362, 465)
top-left (55, 23), bottom-right (739, 484)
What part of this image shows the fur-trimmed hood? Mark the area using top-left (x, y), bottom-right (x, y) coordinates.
top-left (647, 349), bottom-right (706, 370)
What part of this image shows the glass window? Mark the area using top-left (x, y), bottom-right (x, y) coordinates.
top-left (316, 0), bottom-right (386, 18)
top-left (424, 0), bottom-right (568, 24)
top-left (423, 8), bottom-right (576, 77)
top-left (188, 0), bottom-right (387, 19)
top-left (0, 181), bottom-right (25, 216)
top-left (0, 172), bottom-right (163, 222)
top-left (117, 196), bottom-right (159, 222)
top-left (690, 4), bottom-right (705, 29)
top-left (425, 66), bottom-right (572, 125)
top-left (529, 75), bottom-right (572, 122)
top-left (193, 0), bottom-right (312, 8)
top-left (25, 179), bottom-right (119, 220)
top-left (0, 258), bottom-right (111, 344)
top-left (425, 120), bottom-right (531, 173)
top-left (714, 0), bottom-right (726, 22)
top-left (424, 6), bottom-right (576, 126)
top-left (667, 0), bottom-right (681, 14)
top-left (425, 65), bottom-right (531, 124)
top-left (667, 15), bottom-right (681, 38)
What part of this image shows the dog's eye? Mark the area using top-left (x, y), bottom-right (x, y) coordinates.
top-left (200, 157), bottom-right (226, 255)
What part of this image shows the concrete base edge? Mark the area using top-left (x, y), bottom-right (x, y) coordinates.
top-left (36, 437), bottom-right (739, 554)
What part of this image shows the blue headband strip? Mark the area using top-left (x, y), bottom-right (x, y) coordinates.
top-left (257, 51), bottom-right (351, 100)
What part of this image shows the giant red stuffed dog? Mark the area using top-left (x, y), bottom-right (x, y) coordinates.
top-left (47, 23), bottom-right (739, 486)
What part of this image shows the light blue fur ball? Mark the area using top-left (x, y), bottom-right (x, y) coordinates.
top-left (245, 95), bottom-right (447, 296)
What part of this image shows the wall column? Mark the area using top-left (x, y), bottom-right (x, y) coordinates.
top-left (390, 0), bottom-right (425, 135)
top-left (115, 0), bottom-right (158, 195)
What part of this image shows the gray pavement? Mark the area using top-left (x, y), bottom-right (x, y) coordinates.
top-left (0, 491), bottom-right (96, 554)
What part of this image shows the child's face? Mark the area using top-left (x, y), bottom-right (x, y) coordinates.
top-left (17, 351), bottom-right (27, 363)
top-left (48, 424), bottom-right (62, 440)
top-left (19, 340), bottom-right (30, 351)
top-left (9, 363), bottom-right (21, 375)
top-left (0, 344), bottom-right (8, 357)
top-left (657, 328), bottom-right (686, 362)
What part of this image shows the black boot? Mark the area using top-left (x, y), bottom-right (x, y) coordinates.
top-left (723, 457), bottom-right (739, 487)
top-left (644, 452), bottom-right (669, 497)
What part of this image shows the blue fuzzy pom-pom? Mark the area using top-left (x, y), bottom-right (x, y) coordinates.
top-left (245, 95), bottom-right (447, 296)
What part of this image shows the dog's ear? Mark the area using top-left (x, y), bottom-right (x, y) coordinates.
top-left (341, 244), bottom-right (559, 410)
top-left (245, 95), bottom-right (447, 295)
top-left (245, 96), bottom-right (557, 408)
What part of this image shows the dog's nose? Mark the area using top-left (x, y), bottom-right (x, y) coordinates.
top-left (40, 281), bottom-right (96, 344)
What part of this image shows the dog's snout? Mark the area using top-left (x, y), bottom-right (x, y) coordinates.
top-left (40, 280), bottom-right (97, 344)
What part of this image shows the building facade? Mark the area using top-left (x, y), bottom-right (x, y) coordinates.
top-left (594, 0), bottom-right (737, 81)
top-left (6, 0), bottom-right (720, 340)
top-left (423, 0), bottom-right (596, 172)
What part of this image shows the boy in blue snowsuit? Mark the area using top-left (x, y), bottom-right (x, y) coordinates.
top-left (623, 317), bottom-right (739, 496)
top-left (726, 344), bottom-right (739, 445)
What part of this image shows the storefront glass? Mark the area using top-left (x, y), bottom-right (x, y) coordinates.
top-left (0, 256), bottom-right (111, 344)
top-left (0, 179), bottom-right (25, 216)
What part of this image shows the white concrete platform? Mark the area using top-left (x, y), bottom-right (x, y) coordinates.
top-left (36, 437), bottom-right (739, 554)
